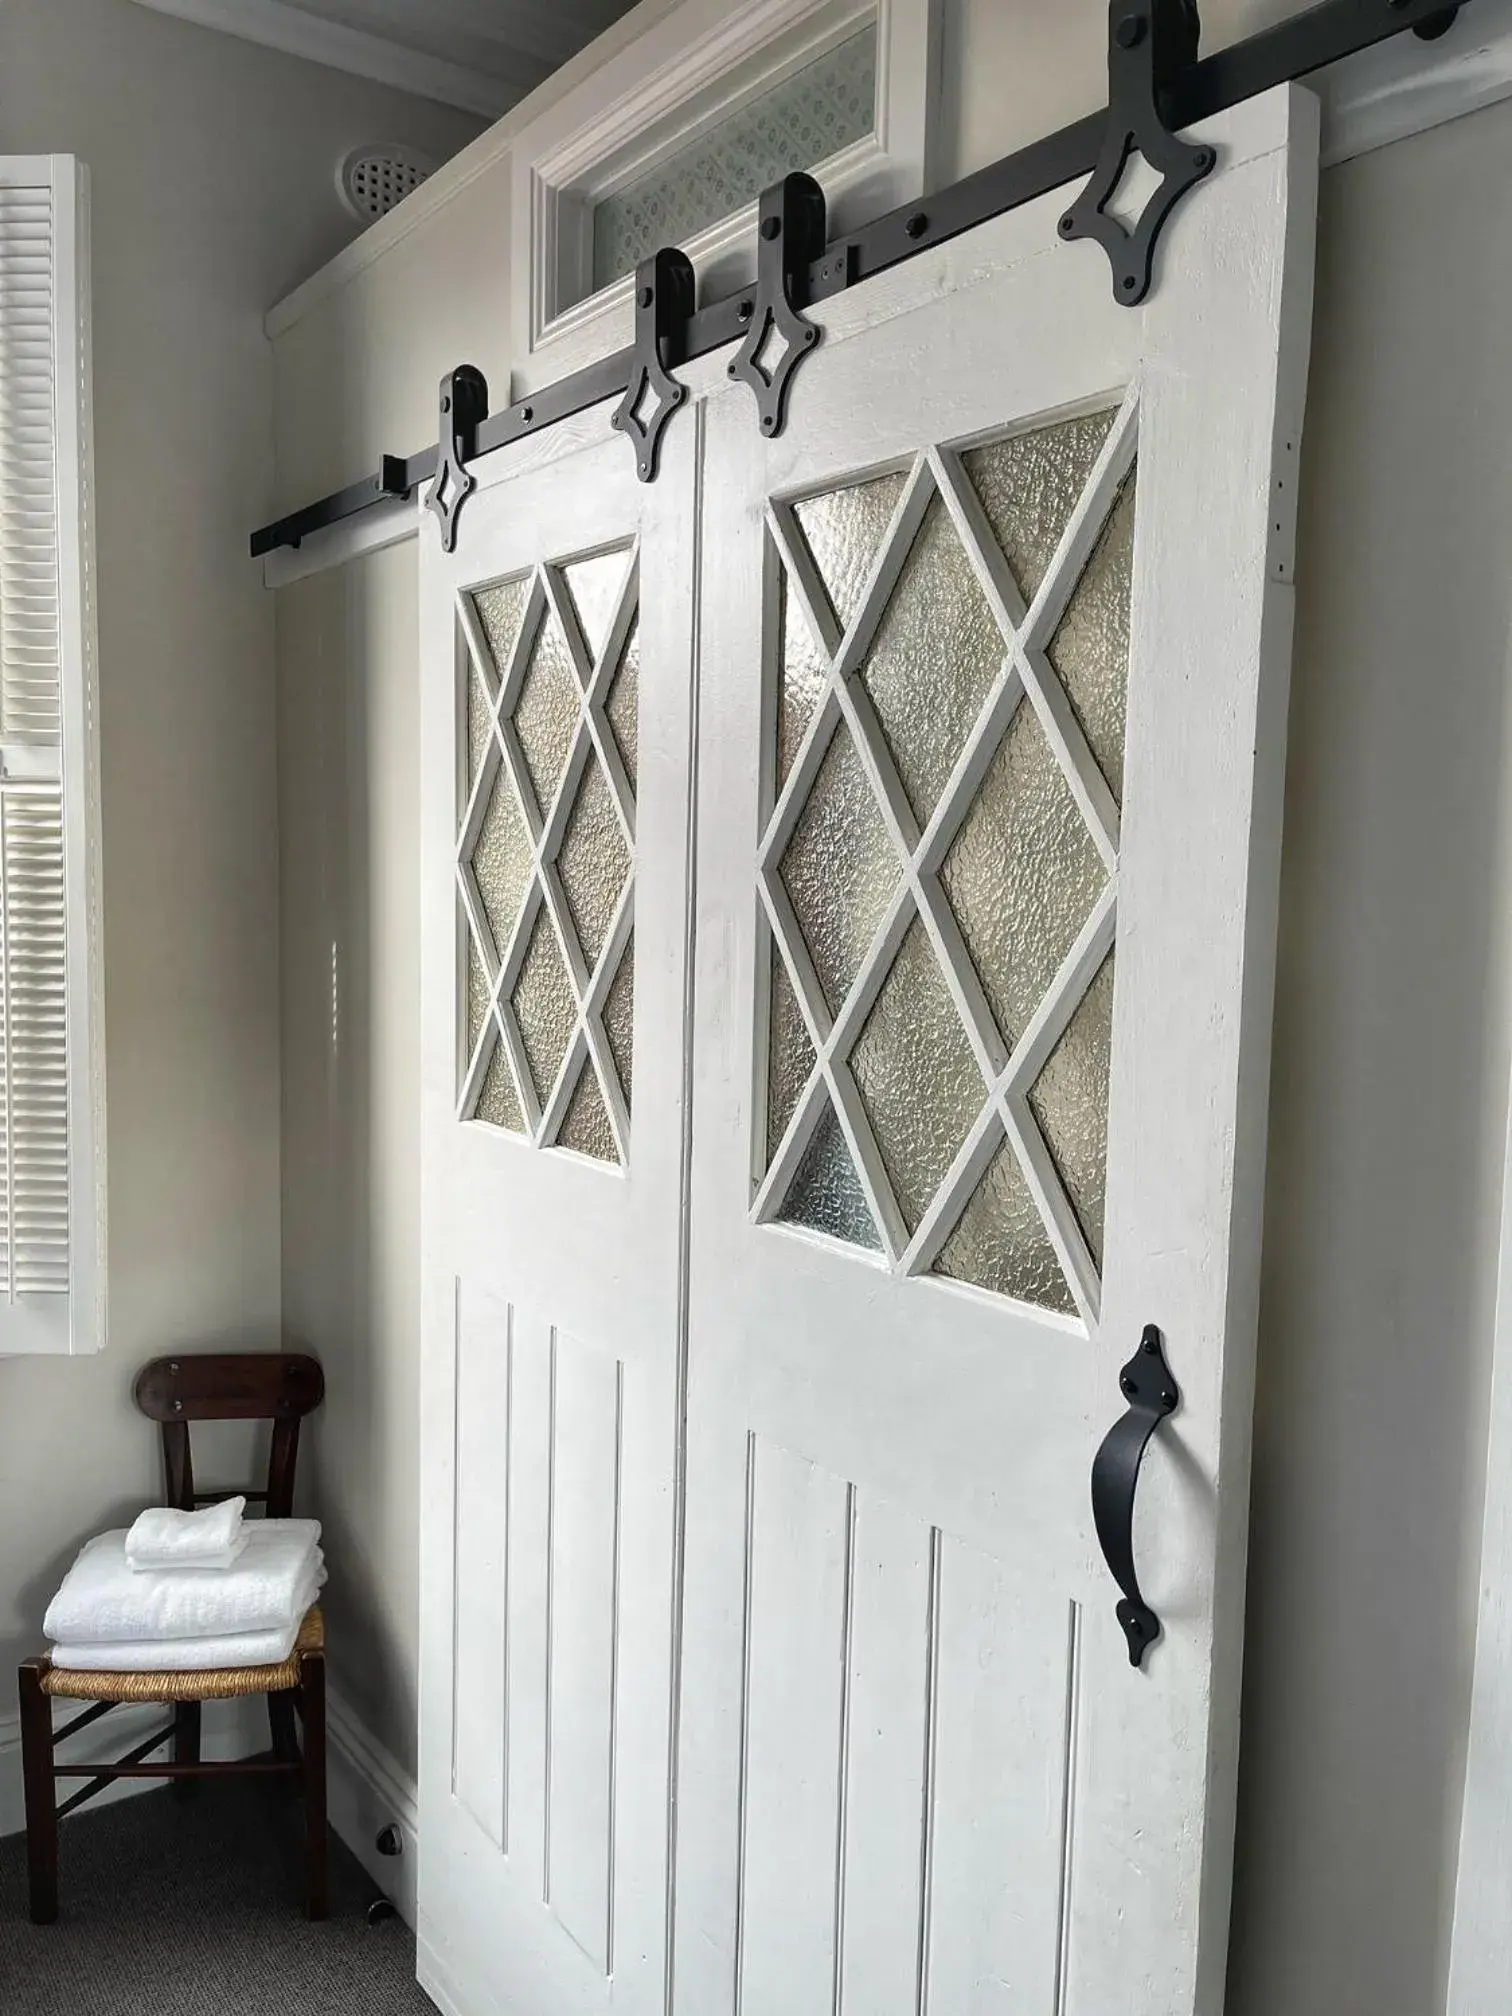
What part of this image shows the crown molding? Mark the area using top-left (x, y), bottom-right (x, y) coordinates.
top-left (128, 0), bottom-right (523, 119)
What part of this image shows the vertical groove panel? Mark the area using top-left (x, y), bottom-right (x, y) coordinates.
top-left (916, 1530), bottom-right (941, 2016)
top-left (738, 1439), bottom-right (851, 2016)
top-left (831, 1484), bottom-right (857, 2016)
top-left (451, 1287), bottom-right (511, 1849)
top-left (1053, 1602), bottom-right (1083, 2016)
top-left (836, 1495), bottom-right (936, 2016)
top-left (545, 1330), bottom-right (623, 1972)
top-left (921, 1539), bottom-right (1071, 2011)
top-left (733, 1432), bottom-right (756, 2016)
top-left (503, 1308), bottom-right (554, 1899)
top-left (544, 1328), bottom-right (557, 1901)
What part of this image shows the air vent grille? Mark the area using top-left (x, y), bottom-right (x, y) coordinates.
top-left (339, 145), bottom-right (436, 223)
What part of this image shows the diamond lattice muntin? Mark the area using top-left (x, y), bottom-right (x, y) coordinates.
top-left (456, 543), bottom-right (639, 1167)
top-left (757, 404), bottom-right (1137, 1320)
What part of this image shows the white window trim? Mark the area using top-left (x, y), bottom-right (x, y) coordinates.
top-left (1448, 1036), bottom-right (1512, 2007)
top-left (0, 155), bottom-right (107, 1357)
top-left (508, 0), bottom-right (942, 395)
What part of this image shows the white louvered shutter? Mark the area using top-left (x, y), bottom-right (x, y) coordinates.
top-left (0, 157), bottom-right (105, 1354)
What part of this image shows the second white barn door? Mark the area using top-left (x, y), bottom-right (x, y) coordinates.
top-left (675, 86), bottom-right (1316, 2016)
top-left (417, 83), bottom-right (1318, 2016)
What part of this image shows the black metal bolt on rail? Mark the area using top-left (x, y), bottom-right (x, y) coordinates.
top-left (249, 0), bottom-right (1472, 559)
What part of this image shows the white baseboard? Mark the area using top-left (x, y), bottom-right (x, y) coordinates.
top-left (326, 1684), bottom-right (419, 1925)
top-left (0, 1679), bottom-right (418, 1930)
top-left (0, 1693), bottom-right (264, 1840)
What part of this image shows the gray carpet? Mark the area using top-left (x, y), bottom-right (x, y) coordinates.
top-left (0, 1779), bottom-right (435, 2014)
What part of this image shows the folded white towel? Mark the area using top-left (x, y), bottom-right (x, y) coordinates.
top-left (124, 1497), bottom-right (248, 1573)
top-left (48, 1564), bottom-right (325, 1671)
top-left (44, 1520), bottom-right (322, 1647)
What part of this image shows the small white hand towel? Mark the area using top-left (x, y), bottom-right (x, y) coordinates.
top-left (124, 1497), bottom-right (248, 1573)
top-left (48, 1562), bottom-right (325, 1671)
top-left (44, 1520), bottom-right (322, 1646)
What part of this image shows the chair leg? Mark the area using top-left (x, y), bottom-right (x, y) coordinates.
top-left (268, 1689), bottom-right (299, 1767)
top-left (299, 1649), bottom-right (328, 1921)
top-left (18, 1660), bottom-right (58, 1925)
top-left (173, 1701), bottom-right (202, 1800)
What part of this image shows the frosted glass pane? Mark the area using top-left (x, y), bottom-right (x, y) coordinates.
top-left (559, 1062), bottom-right (619, 1164)
top-left (850, 917), bottom-right (984, 1234)
top-left (605, 618), bottom-right (640, 789)
top-left (557, 757), bottom-right (630, 971)
top-left (471, 764), bottom-right (533, 959)
top-left (512, 910), bottom-right (576, 1105)
top-left (768, 951), bottom-right (816, 1164)
top-left (472, 576), bottom-right (530, 675)
top-left (603, 936), bottom-right (634, 1109)
top-left (477, 1035), bottom-right (526, 1135)
top-left (860, 493), bottom-right (1004, 824)
top-left (562, 549), bottom-right (630, 665)
top-left (513, 608), bottom-right (581, 816)
top-left (779, 724), bottom-right (898, 1017)
top-left (792, 469), bottom-right (907, 635)
top-left (963, 411), bottom-right (1116, 604)
top-left (778, 1099), bottom-right (881, 1250)
top-left (467, 666), bottom-right (494, 794)
top-left (940, 699), bottom-right (1106, 1049)
top-left (776, 570), bottom-right (827, 793)
top-left (590, 27), bottom-right (876, 292)
top-left (1029, 954), bottom-right (1114, 1266)
top-left (1048, 471), bottom-right (1136, 801)
top-left (934, 1135), bottom-right (1075, 1314)
top-left (466, 933), bottom-right (490, 1062)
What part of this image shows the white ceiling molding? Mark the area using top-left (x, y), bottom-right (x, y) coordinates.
top-left (1314, 0), bottom-right (1512, 162)
top-left (128, 0), bottom-right (524, 118)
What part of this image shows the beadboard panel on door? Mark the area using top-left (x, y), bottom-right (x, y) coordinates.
top-left (451, 1292), bottom-right (623, 1973)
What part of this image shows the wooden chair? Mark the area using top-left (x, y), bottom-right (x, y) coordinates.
top-left (17, 1352), bottom-right (328, 1924)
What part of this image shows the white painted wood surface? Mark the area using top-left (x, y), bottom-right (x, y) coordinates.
top-left (417, 85), bottom-right (1317, 2016)
top-left (417, 426), bottom-right (697, 2016)
top-left (676, 86), bottom-right (1318, 2016)
top-left (1448, 1004), bottom-right (1512, 2012)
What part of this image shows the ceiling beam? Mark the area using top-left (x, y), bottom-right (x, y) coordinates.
top-left (128, 0), bottom-right (523, 118)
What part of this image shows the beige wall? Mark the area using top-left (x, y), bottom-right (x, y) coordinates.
top-left (268, 4), bottom-right (1512, 2009)
top-left (278, 548), bottom-right (425, 1768)
top-left (0, 0), bottom-right (480, 1683)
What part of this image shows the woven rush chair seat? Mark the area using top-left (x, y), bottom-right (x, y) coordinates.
top-left (39, 1606), bottom-right (324, 1704)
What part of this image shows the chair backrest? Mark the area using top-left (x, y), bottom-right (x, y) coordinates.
top-left (132, 1354), bottom-right (324, 1519)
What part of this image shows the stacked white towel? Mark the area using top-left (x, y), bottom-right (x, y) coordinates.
top-left (124, 1496), bottom-right (249, 1572)
top-left (44, 1519), bottom-right (324, 1671)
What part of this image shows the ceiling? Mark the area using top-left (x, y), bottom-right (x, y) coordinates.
top-left (133, 0), bottom-right (642, 119)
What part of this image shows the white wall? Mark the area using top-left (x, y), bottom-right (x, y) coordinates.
top-left (0, 0), bottom-right (480, 1686)
top-left (266, 2), bottom-right (1512, 2006)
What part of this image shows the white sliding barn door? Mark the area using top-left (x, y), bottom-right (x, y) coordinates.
top-left (417, 426), bottom-right (695, 2016)
top-left (675, 87), bottom-right (1316, 2016)
top-left (417, 84), bottom-right (1316, 2016)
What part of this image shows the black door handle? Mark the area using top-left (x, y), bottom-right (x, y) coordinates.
top-left (1091, 1324), bottom-right (1180, 1668)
